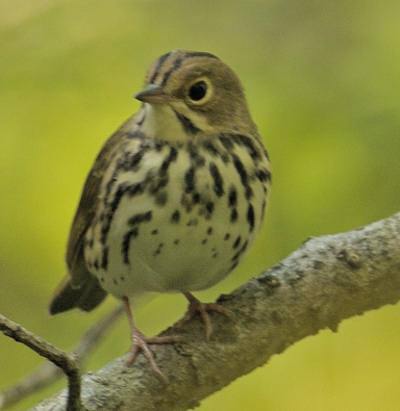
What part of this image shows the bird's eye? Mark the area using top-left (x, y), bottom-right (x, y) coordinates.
top-left (188, 80), bottom-right (208, 102)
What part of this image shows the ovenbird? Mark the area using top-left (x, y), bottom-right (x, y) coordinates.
top-left (50, 50), bottom-right (271, 378)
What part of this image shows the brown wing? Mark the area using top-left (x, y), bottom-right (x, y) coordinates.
top-left (49, 114), bottom-right (138, 314)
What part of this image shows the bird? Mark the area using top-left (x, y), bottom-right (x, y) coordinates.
top-left (49, 49), bottom-right (271, 379)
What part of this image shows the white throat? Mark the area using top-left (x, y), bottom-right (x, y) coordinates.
top-left (139, 102), bottom-right (215, 141)
top-left (140, 103), bottom-right (188, 142)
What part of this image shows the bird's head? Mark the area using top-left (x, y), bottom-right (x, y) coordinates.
top-left (134, 50), bottom-right (256, 142)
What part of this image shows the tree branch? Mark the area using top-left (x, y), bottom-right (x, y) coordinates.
top-left (0, 316), bottom-right (81, 411)
top-left (27, 212), bottom-right (400, 410)
top-left (0, 305), bottom-right (123, 410)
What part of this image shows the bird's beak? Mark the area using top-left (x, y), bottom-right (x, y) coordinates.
top-left (134, 84), bottom-right (171, 104)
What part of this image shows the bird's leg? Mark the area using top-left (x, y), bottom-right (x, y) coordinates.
top-left (177, 292), bottom-right (232, 340)
top-left (122, 297), bottom-right (179, 382)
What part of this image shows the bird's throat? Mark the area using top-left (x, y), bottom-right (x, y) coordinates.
top-left (140, 103), bottom-right (189, 142)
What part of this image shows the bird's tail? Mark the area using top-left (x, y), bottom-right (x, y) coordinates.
top-left (49, 275), bottom-right (107, 315)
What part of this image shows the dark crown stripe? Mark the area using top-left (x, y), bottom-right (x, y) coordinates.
top-left (161, 56), bottom-right (183, 87)
top-left (159, 51), bottom-right (218, 87)
top-left (183, 51), bottom-right (219, 60)
top-left (149, 51), bottom-right (172, 84)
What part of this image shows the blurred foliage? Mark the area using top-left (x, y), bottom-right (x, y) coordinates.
top-left (1, 0), bottom-right (400, 410)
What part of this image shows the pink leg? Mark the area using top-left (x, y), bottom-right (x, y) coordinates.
top-left (123, 297), bottom-right (179, 382)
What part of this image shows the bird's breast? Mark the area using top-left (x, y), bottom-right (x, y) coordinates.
top-left (84, 133), bottom-right (271, 297)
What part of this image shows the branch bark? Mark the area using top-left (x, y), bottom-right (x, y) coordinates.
top-left (0, 305), bottom-right (123, 410)
top-left (30, 212), bottom-right (400, 410)
top-left (0, 316), bottom-right (81, 410)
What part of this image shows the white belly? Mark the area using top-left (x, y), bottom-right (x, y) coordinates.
top-left (85, 137), bottom-right (269, 298)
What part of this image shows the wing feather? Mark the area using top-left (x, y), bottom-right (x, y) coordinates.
top-left (50, 114), bottom-right (138, 314)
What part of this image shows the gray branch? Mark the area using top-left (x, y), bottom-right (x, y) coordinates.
top-left (0, 316), bottom-right (81, 411)
top-left (0, 305), bottom-right (123, 410)
top-left (29, 212), bottom-right (400, 410)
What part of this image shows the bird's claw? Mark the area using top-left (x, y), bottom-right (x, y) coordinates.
top-left (178, 293), bottom-right (232, 340)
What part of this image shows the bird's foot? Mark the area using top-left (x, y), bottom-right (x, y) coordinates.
top-left (177, 292), bottom-right (232, 340)
top-left (126, 330), bottom-right (180, 382)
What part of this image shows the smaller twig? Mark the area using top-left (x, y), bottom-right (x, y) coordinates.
top-left (0, 305), bottom-right (123, 410)
top-left (74, 304), bottom-right (124, 359)
top-left (0, 362), bottom-right (61, 410)
top-left (0, 315), bottom-right (81, 411)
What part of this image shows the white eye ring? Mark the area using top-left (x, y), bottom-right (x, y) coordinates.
top-left (187, 77), bottom-right (213, 105)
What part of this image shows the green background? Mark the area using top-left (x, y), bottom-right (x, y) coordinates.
top-left (1, 1), bottom-right (400, 410)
